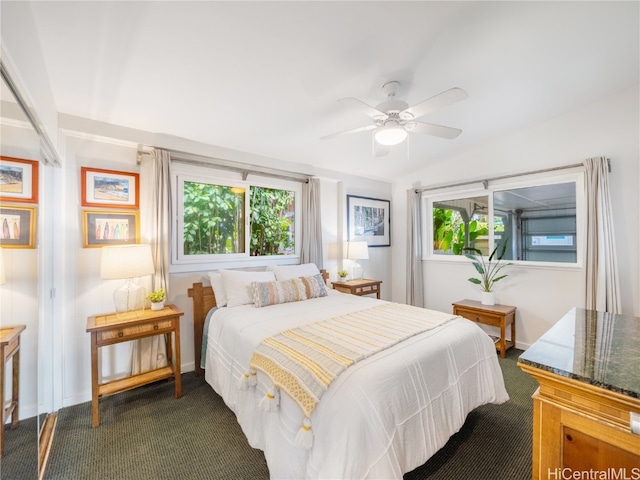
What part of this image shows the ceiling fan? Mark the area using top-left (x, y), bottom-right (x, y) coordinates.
top-left (321, 81), bottom-right (467, 156)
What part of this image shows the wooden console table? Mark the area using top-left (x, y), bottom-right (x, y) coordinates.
top-left (452, 299), bottom-right (516, 358)
top-left (519, 308), bottom-right (640, 478)
top-left (0, 324), bottom-right (25, 457)
top-left (86, 305), bottom-right (184, 428)
top-left (331, 279), bottom-right (381, 299)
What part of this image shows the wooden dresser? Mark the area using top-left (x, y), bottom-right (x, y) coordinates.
top-left (518, 308), bottom-right (640, 479)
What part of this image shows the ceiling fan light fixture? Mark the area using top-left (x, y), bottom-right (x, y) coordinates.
top-left (374, 123), bottom-right (408, 146)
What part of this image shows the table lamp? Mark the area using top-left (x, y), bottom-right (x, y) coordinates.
top-left (345, 241), bottom-right (369, 280)
top-left (100, 244), bottom-right (155, 313)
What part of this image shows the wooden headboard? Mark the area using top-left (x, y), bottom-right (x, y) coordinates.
top-left (187, 269), bottom-right (329, 377)
top-left (187, 282), bottom-right (217, 377)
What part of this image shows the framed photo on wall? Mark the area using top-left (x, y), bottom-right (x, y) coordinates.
top-left (0, 156), bottom-right (39, 204)
top-left (0, 204), bottom-right (37, 248)
top-left (82, 210), bottom-right (140, 248)
top-left (347, 195), bottom-right (391, 247)
top-left (81, 167), bottom-right (139, 209)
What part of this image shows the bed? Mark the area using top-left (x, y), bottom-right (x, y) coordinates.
top-left (188, 265), bottom-right (509, 479)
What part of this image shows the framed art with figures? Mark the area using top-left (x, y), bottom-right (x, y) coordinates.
top-left (0, 204), bottom-right (37, 248)
top-left (82, 210), bottom-right (140, 248)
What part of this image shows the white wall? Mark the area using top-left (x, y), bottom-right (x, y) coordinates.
top-left (1, 1), bottom-right (61, 162)
top-left (391, 86), bottom-right (640, 349)
top-left (55, 125), bottom-right (392, 408)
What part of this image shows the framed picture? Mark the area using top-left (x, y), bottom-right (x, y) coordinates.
top-left (347, 195), bottom-right (390, 247)
top-left (81, 167), bottom-right (139, 209)
top-left (82, 210), bottom-right (140, 248)
top-left (0, 204), bottom-right (37, 248)
top-left (0, 156), bottom-right (39, 204)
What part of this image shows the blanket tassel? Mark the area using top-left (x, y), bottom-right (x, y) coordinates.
top-left (295, 418), bottom-right (313, 449)
top-left (259, 386), bottom-right (280, 412)
top-left (238, 369), bottom-right (257, 390)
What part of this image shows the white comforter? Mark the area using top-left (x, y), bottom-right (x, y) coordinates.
top-left (204, 291), bottom-right (509, 479)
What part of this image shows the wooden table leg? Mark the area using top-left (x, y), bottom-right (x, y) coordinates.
top-left (90, 333), bottom-right (99, 428)
top-left (11, 347), bottom-right (19, 429)
top-left (499, 321), bottom-right (506, 358)
top-left (511, 320), bottom-right (516, 352)
top-left (0, 345), bottom-right (5, 458)
top-left (174, 322), bottom-right (181, 399)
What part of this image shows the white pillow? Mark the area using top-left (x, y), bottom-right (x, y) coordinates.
top-left (207, 272), bottom-right (228, 307)
top-left (220, 270), bottom-right (276, 307)
top-left (271, 263), bottom-right (321, 281)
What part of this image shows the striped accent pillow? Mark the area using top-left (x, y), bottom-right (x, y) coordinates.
top-left (252, 274), bottom-right (327, 308)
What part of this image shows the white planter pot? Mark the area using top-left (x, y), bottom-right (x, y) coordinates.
top-left (151, 300), bottom-right (165, 311)
top-left (481, 291), bottom-right (495, 306)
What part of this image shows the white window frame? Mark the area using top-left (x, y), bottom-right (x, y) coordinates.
top-left (422, 170), bottom-right (584, 269)
top-left (172, 165), bottom-right (302, 273)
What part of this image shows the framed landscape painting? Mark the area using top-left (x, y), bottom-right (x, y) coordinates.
top-left (81, 167), bottom-right (139, 209)
top-left (82, 210), bottom-right (140, 248)
top-left (0, 156), bottom-right (39, 204)
top-left (0, 204), bottom-right (37, 248)
top-left (347, 195), bottom-right (390, 247)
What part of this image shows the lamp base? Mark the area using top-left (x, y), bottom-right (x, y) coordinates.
top-left (113, 279), bottom-right (146, 313)
top-left (350, 262), bottom-right (364, 280)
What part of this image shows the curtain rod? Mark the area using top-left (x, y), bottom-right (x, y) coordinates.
top-left (138, 147), bottom-right (311, 183)
top-left (414, 160), bottom-right (609, 194)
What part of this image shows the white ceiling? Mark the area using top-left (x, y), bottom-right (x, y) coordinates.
top-left (27, 1), bottom-right (639, 181)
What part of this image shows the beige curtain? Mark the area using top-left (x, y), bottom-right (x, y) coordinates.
top-left (300, 177), bottom-right (324, 268)
top-left (584, 156), bottom-right (621, 313)
top-left (132, 148), bottom-right (172, 374)
top-left (406, 189), bottom-right (424, 307)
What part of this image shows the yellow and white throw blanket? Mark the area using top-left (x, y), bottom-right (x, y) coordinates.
top-left (240, 303), bottom-right (456, 448)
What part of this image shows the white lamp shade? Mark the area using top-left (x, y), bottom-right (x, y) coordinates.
top-left (100, 244), bottom-right (155, 280)
top-left (0, 248), bottom-right (5, 285)
top-left (345, 241), bottom-right (369, 260)
top-left (374, 123), bottom-right (408, 146)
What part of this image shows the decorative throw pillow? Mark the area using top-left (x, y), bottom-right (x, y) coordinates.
top-left (252, 274), bottom-right (328, 308)
top-left (220, 270), bottom-right (277, 308)
top-left (300, 273), bottom-right (328, 299)
top-left (252, 277), bottom-right (308, 308)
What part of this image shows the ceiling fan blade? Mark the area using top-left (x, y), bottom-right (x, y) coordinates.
top-left (406, 121), bottom-right (462, 139)
top-left (373, 137), bottom-right (390, 157)
top-left (338, 97), bottom-right (387, 120)
top-left (401, 87), bottom-right (468, 119)
top-left (320, 123), bottom-right (376, 141)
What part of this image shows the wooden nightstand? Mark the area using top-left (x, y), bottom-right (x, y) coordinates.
top-left (86, 305), bottom-right (184, 428)
top-left (452, 299), bottom-right (516, 358)
top-left (331, 279), bottom-right (382, 299)
top-left (0, 324), bottom-right (25, 457)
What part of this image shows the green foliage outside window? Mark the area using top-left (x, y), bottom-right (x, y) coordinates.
top-left (250, 186), bottom-right (295, 256)
top-left (182, 181), bottom-right (295, 257)
top-left (183, 182), bottom-right (245, 255)
top-left (433, 207), bottom-right (489, 255)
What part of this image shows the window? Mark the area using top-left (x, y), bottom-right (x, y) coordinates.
top-left (176, 173), bottom-right (299, 265)
top-left (427, 175), bottom-right (581, 265)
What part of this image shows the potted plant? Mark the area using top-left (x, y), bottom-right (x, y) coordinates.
top-left (463, 241), bottom-right (512, 305)
top-left (337, 270), bottom-right (349, 282)
top-left (146, 288), bottom-right (166, 311)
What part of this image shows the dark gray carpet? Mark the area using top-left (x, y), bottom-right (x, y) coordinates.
top-left (1, 416), bottom-right (38, 479)
top-left (4, 348), bottom-right (536, 480)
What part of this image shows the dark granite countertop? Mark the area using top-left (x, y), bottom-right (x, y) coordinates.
top-left (519, 307), bottom-right (640, 399)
